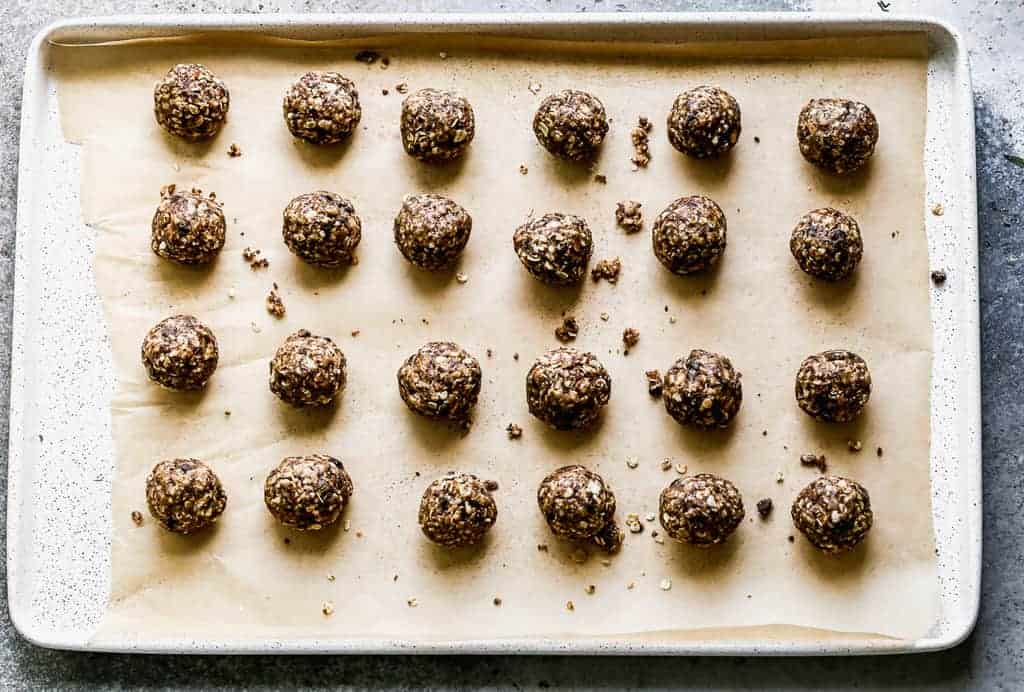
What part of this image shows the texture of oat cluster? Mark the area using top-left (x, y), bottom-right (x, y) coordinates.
top-left (663, 349), bottom-right (743, 429)
top-left (790, 207), bottom-right (864, 281)
top-left (400, 88), bottom-right (476, 161)
top-left (397, 341), bottom-right (482, 422)
top-left (393, 193), bottom-right (472, 270)
top-left (153, 63), bottom-right (229, 140)
top-left (141, 314), bottom-right (219, 391)
top-left (666, 85), bottom-right (742, 159)
top-left (269, 329), bottom-right (347, 407)
top-left (282, 191), bottom-right (362, 268)
top-left (264, 455), bottom-right (354, 530)
top-left (659, 473), bottom-right (745, 546)
top-left (282, 71), bottom-right (362, 145)
top-left (537, 465), bottom-right (620, 552)
top-left (526, 347), bottom-right (611, 431)
top-left (797, 98), bottom-right (879, 174)
top-left (513, 213), bottom-right (593, 286)
top-left (652, 195), bottom-right (728, 275)
top-left (145, 458), bottom-right (227, 535)
top-left (791, 476), bottom-right (873, 553)
top-left (532, 89), bottom-right (609, 161)
top-left (418, 472), bottom-right (498, 547)
top-left (795, 350), bottom-right (872, 423)
top-left (151, 185), bottom-right (226, 265)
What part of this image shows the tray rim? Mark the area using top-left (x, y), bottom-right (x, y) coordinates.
top-left (8, 11), bottom-right (981, 656)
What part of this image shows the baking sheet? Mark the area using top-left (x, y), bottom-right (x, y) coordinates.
top-left (50, 32), bottom-right (936, 644)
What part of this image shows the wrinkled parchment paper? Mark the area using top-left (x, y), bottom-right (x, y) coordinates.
top-left (51, 32), bottom-right (936, 644)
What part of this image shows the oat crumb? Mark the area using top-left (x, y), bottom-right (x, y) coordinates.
top-left (227, 143), bottom-right (242, 158)
top-left (456, 272), bottom-right (468, 284)
top-left (756, 498), bottom-right (773, 518)
top-left (506, 423), bottom-right (523, 439)
top-left (660, 458), bottom-right (672, 472)
top-left (625, 456), bottom-right (639, 470)
top-left (627, 581), bottom-right (636, 591)
top-left (847, 439), bottom-right (863, 452)
top-left (626, 513), bottom-right (643, 533)
top-left (537, 543), bottom-right (549, 552)
top-left (322, 601), bottom-right (335, 616)
top-left (131, 510), bottom-right (143, 526)
top-left (242, 247), bottom-right (269, 270)
top-left (622, 327), bottom-right (640, 354)
top-left (584, 584), bottom-right (596, 595)
top-left (407, 597), bottom-right (418, 608)
top-left (591, 257), bottom-right (622, 284)
top-left (630, 116), bottom-right (652, 168)
top-left (659, 578), bottom-right (672, 591)
top-left (396, 82), bottom-right (409, 94)
top-left (266, 283), bottom-right (286, 318)
top-left (519, 164), bottom-right (529, 175)
top-left (776, 470), bottom-right (785, 484)
top-left (351, 329), bottom-right (361, 337)
top-left (651, 531), bottom-right (664, 544)
top-left (327, 574), bottom-right (336, 582)
top-left (600, 312), bottom-right (610, 321)
top-left (594, 174), bottom-right (608, 184)
top-left (932, 203), bottom-right (945, 216)
top-left (566, 600), bottom-right (575, 611)
top-left (344, 519), bottom-right (351, 532)
top-left (675, 463), bottom-right (688, 475)
top-left (615, 200), bottom-right (643, 233)
top-left (555, 316), bottom-right (579, 342)
top-left (528, 82), bottom-right (542, 95)
top-left (877, 446), bottom-right (884, 457)
top-left (931, 269), bottom-right (947, 284)
top-left (800, 453), bottom-right (827, 472)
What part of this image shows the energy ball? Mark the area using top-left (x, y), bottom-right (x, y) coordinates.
top-left (797, 98), bottom-right (879, 174)
top-left (153, 63), bottom-right (229, 141)
top-left (526, 347), bottom-right (611, 431)
top-left (397, 341), bottom-right (482, 423)
top-left (146, 458), bottom-right (226, 534)
top-left (666, 85), bottom-right (742, 159)
top-left (400, 88), bottom-right (475, 162)
top-left (659, 474), bottom-right (745, 546)
top-left (151, 185), bottom-right (226, 265)
top-left (537, 465), bottom-right (617, 542)
top-left (663, 349), bottom-right (743, 429)
top-left (792, 476), bottom-right (873, 553)
top-left (282, 71), bottom-right (361, 145)
top-left (264, 454), bottom-right (353, 530)
top-left (418, 472), bottom-right (498, 547)
top-left (282, 191), bottom-right (362, 268)
top-left (795, 350), bottom-right (871, 423)
top-left (141, 315), bottom-right (219, 391)
top-left (532, 89), bottom-right (609, 161)
top-left (269, 329), bottom-right (347, 407)
top-left (652, 195), bottom-right (727, 275)
top-left (393, 193), bottom-right (472, 270)
top-left (513, 213), bottom-right (593, 286)
top-left (790, 207), bottom-right (864, 281)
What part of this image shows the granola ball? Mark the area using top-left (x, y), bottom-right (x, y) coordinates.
top-left (797, 98), bottom-right (879, 174)
top-left (666, 85), bottom-right (742, 159)
top-left (532, 90), bottom-right (609, 161)
top-left (418, 472), bottom-right (498, 547)
top-left (397, 341), bottom-right (482, 423)
top-left (400, 88), bottom-right (475, 162)
top-left (393, 193), bottom-right (472, 270)
top-left (146, 458), bottom-right (226, 535)
top-left (264, 454), bottom-right (353, 530)
top-left (659, 474), bottom-right (745, 546)
top-left (269, 329), bottom-right (347, 407)
top-left (141, 315), bottom-right (219, 391)
top-left (537, 465), bottom-right (617, 543)
top-left (790, 207), bottom-right (864, 281)
top-left (526, 347), bottom-right (611, 431)
top-left (652, 195), bottom-right (727, 275)
top-left (792, 476), bottom-right (873, 553)
top-left (282, 71), bottom-right (361, 145)
top-left (153, 64), bottom-right (229, 141)
top-left (513, 213), bottom-right (593, 286)
top-left (663, 350), bottom-right (742, 429)
top-left (282, 191), bottom-right (362, 268)
top-left (795, 350), bottom-right (871, 423)
top-left (151, 185), bottom-right (226, 265)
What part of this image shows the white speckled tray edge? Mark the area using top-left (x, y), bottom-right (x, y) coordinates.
top-left (8, 12), bottom-right (980, 655)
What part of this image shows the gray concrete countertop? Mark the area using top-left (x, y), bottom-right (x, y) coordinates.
top-left (1, 1), bottom-right (1021, 689)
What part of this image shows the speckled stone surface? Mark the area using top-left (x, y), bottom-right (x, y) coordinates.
top-left (0, 0), bottom-right (1021, 688)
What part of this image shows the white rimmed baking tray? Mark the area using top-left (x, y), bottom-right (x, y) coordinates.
top-left (9, 12), bottom-right (979, 655)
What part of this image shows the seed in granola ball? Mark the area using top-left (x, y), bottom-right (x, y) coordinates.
top-left (282, 191), bottom-right (362, 268)
top-left (282, 71), bottom-right (361, 145)
top-left (269, 329), bottom-right (347, 407)
top-left (666, 85), bottom-right (741, 159)
top-left (791, 475), bottom-right (873, 553)
top-left (790, 207), bottom-right (864, 281)
top-left (513, 213), bottom-right (593, 286)
top-left (400, 88), bottom-right (475, 162)
top-left (526, 347), bottom-right (611, 431)
top-left (146, 458), bottom-right (226, 534)
top-left (663, 349), bottom-right (742, 429)
top-left (397, 341), bottom-right (482, 423)
top-left (264, 454), bottom-right (353, 530)
top-left (393, 193), bottom-right (472, 270)
top-left (659, 473), bottom-right (744, 546)
top-left (797, 98), bottom-right (879, 174)
top-left (151, 185), bottom-right (226, 265)
top-left (418, 472), bottom-right (498, 547)
top-left (153, 64), bottom-right (229, 141)
top-left (795, 350), bottom-right (871, 423)
top-left (141, 315), bottom-right (219, 391)
top-left (537, 465), bottom-right (618, 544)
top-left (652, 195), bottom-right (727, 275)
top-left (532, 90), bottom-right (609, 161)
